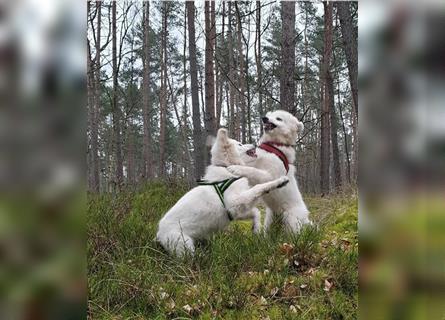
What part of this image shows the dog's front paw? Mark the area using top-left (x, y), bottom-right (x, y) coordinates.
top-left (276, 176), bottom-right (290, 189)
top-left (227, 165), bottom-right (245, 177)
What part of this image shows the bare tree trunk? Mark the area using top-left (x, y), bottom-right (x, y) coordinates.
top-left (112, 1), bottom-right (123, 189)
top-left (337, 82), bottom-right (351, 184)
top-left (228, 2), bottom-right (236, 138)
top-left (335, 2), bottom-right (358, 120)
top-left (182, 6), bottom-right (192, 182)
top-left (87, 1), bottom-right (102, 192)
top-left (280, 1), bottom-right (296, 113)
top-left (255, 1), bottom-right (263, 134)
top-left (186, 1), bottom-right (205, 180)
top-left (204, 1), bottom-right (216, 142)
top-left (216, 2), bottom-right (225, 128)
top-left (127, 127), bottom-right (135, 185)
top-left (235, 3), bottom-right (246, 143)
top-left (320, 1), bottom-right (333, 195)
top-left (142, 1), bottom-right (153, 179)
top-left (336, 2), bottom-right (358, 182)
top-left (88, 1), bottom-right (101, 192)
top-left (328, 72), bottom-right (341, 189)
top-left (159, 2), bottom-right (168, 177)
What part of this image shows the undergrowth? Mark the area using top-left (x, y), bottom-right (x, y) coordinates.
top-left (87, 181), bottom-right (358, 319)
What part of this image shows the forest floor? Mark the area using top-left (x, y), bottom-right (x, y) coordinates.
top-left (87, 181), bottom-right (358, 319)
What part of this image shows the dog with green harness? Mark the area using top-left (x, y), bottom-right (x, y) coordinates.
top-left (156, 128), bottom-right (289, 257)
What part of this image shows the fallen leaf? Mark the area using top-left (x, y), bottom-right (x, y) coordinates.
top-left (270, 287), bottom-right (279, 296)
top-left (279, 243), bottom-right (295, 256)
top-left (182, 304), bottom-right (192, 313)
top-left (289, 305), bottom-right (298, 313)
top-left (323, 279), bottom-right (333, 292)
top-left (299, 284), bottom-right (308, 289)
top-left (259, 296), bottom-right (268, 305)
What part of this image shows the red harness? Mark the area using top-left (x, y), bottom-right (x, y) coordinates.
top-left (258, 142), bottom-right (290, 173)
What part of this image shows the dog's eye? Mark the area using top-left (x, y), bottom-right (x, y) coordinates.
top-left (238, 143), bottom-right (242, 146)
top-left (276, 117), bottom-right (282, 121)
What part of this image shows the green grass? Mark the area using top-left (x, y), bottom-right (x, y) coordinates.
top-left (87, 181), bottom-right (357, 319)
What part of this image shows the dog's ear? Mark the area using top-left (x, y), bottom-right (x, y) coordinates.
top-left (296, 121), bottom-right (304, 134)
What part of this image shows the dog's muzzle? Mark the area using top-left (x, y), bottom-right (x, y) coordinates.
top-left (246, 148), bottom-right (257, 158)
top-left (262, 117), bottom-right (277, 131)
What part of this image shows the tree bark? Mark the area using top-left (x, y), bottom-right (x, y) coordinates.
top-left (228, 2), bottom-right (236, 138)
top-left (280, 1), bottom-right (296, 113)
top-left (142, 1), bottom-right (153, 179)
top-left (159, 2), bottom-right (168, 177)
top-left (328, 72), bottom-right (341, 189)
top-left (320, 1), bottom-right (333, 195)
top-left (204, 1), bottom-right (216, 142)
top-left (88, 1), bottom-right (101, 192)
top-left (255, 1), bottom-right (263, 135)
top-left (112, 1), bottom-right (124, 188)
top-left (335, 2), bottom-right (358, 183)
top-left (235, 3), bottom-right (247, 143)
top-left (186, 1), bottom-right (205, 180)
top-left (335, 2), bottom-right (358, 119)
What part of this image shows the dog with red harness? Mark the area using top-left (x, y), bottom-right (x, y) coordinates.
top-left (228, 110), bottom-right (311, 233)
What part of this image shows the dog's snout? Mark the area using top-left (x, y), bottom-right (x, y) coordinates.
top-left (261, 117), bottom-right (269, 124)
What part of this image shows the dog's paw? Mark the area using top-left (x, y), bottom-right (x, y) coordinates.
top-left (276, 176), bottom-right (290, 189)
top-left (227, 165), bottom-right (245, 177)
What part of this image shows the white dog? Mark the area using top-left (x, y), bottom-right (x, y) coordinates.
top-left (228, 110), bottom-right (311, 233)
top-left (156, 128), bottom-right (289, 256)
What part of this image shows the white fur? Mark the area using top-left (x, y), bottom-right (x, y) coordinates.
top-left (156, 128), bottom-right (289, 256)
top-left (228, 110), bottom-right (311, 233)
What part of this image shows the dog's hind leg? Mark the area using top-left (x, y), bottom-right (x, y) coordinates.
top-left (157, 231), bottom-right (195, 257)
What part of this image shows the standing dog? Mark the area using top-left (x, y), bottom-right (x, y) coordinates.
top-left (228, 110), bottom-right (311, 233)
top-left (156, 128), bottom-right (289, 256)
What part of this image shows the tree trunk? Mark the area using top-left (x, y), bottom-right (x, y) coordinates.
top-left (280, 1), bottom-right (296, 113)
top-left (255, 1), bottom-right (263, 135)
top-left (88, 1), bottom-right (101, 192)
top-left (159, 2), bottom-right (168, 177)
top-left (336, 2), bottom-right (358, 182)
top-left (112, 1), bottom-right (123, 189)
top-left (186, 1), bottom-right (205, 180)
top-left (142, 1), bottom-right (153, 179)
top-left (335, 2), bottom-right (358, 120)
top-left (235, 3), bottom-right (246, 143)
top-left (320, 1), bottom-right (333, 195)
top-left (216, 2), bottom-right (225, 128)
top-left (228, 2), bottom-right (236, 138)
top-left (328, 72), bottom-right (341, 189)
top-left (204, 1), bottom-right (216, 142)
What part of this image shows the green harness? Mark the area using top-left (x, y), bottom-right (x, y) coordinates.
top-left (197, 177), bottom-right (242, 221)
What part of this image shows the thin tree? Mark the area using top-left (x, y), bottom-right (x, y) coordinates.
top-left (320, 1), bottom-right (333, 195)
top-left (112, 1), bottom-right (124, 188)
top-left (255, 1), bottom-right (263, 134)
top-left (142, 1), bottom-right (153, 179)
top-left (159, 2), bottom-right (168, 177)
top-left (186, 1), bottom-right (205, 179)
top-left (235, 2), bottom-right (247, 143)
top-left (88, 1), bottom-right (101, 192)
top-left (280, 1), bottom-right (296, 113)
top-left (335, 2), bottom-right (358, 120)
top-left (227, 2), bottom-right (236, 138)
top-left (204, 1), bottom-right (216, 143)
top-left (336, 2), bottom-right (358, 181)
